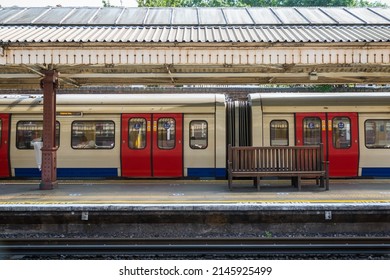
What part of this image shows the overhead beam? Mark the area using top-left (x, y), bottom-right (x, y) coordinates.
top-left (2, 45), bottom-right (390, 66)
top-left (21, 64), bottom-right (81, 88)
top-left (64, 72), bottom-right (390, 79)
top-left (0, 74), bottom-right (41, 78)
top-left (0, 65), bottom-right (389, 87)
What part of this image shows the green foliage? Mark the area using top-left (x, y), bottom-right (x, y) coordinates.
top-left (276, 0), bottom-right (356, 6)
top-left (311, 85), bottom-right (335, 92)
top-left (139, 0), bottom-right (184, 7)
top-left (102, 0), bottom-right (113, 7)
top-left (355, 0), bottom-right (387, 7)
top-left (182, 0), bottom-right (246, 7)
top-left (136, 0), bottom-right (387, 7)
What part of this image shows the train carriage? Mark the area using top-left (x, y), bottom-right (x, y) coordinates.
top-left (249, 92), bottom-right (390, 177)
top-left (0, 94), bottom-right (226, 179)
top-left (0, 92), bottom-right (390, 179)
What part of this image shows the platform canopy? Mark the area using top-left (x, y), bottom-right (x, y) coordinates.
top-left (0, 6), bottom-right (390, 88)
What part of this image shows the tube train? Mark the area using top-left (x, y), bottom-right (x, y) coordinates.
top-left (0, 92), bottom-right (389, 179)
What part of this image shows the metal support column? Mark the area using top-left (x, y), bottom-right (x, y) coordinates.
top-left (39, 70), bottom-right (59, 190)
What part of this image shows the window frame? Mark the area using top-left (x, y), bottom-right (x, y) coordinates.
top-left (302, 117), bottom-right (322, 145)
top-left (157, 117), bottom-right (176, 150)
top-left (16, 120), bottom-right (60, 150)
top-left (332, 116), bottom-right (352, 149)
top-left (364, 119), bottom-right (390, 149)
top-left (71, 120), bottom-right (115, 150)
top-left (270, 119), bottom-right (289, 146)
top-left (189, 120), bottom-right (208, 150)
top-left (128, 117), bottom-right (147, 150)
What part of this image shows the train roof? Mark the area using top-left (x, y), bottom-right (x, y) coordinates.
top-left (0, 93), bottom-right (224, 104)
top-left (0, 93), bottom-right (226, 114)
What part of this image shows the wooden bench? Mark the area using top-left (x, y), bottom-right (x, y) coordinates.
top-left (227, 144), bottom-right (329, 191)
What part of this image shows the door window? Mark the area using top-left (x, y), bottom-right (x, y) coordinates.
top-left (158, 118), bottom-right (175, 150)
top-left (129, 118), bottom-right (146, 149)
top-left (333, 117), bottom-right (351, 149)
top-left (303, 117), bottom-right (321, 145)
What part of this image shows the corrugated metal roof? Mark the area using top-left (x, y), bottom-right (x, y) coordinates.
top-left (1, 25), bottom-right (389, 43)
top-left (1, 7), bottom-right (390, 44)
top-left (0, 7), bottom-right (390, 26)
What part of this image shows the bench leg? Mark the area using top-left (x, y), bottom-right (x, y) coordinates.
top-left (291, 177), bottom-right (298, 188)
top-left (228, 173), bottom-right (232, 191)
top-left (256, 176), bottom-right (261, 191)
top-left (320, 176), bottom-right (324, 188)
top-left (297, 176), bottom-right (302, 191)
top-left (325, 174), bottom-right (330, 191)
top-left (253, 177), bottom-right (261, 191)
top-left (325, 161), bottom-right (330, 191)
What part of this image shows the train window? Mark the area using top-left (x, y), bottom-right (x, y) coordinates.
top-left (270, 120), bottom-right (288, 146)
top-left (71, 121), bottom-right (115, 149)
top-left (190, 120), bottom-right (208, 149)
top-left (365, 120), bottom-right (390, 149)
top-left (332, 117), bottom-right (351, 149)
top-left (303, 117), bottom-right (321, 145)
top-left (157, 118), bottom-right (175, 150)
top-left (16, 121), bottom-right (60, 149)
top-left (128, 118), bottom-right (146, 150)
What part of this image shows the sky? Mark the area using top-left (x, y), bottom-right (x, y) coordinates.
top-left (0, 0), bottom-right (138, 7)
top-left (0, 0), bottom-right (389, 7)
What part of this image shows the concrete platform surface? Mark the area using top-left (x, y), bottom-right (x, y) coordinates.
top-left (0, 179), bottom-right (389, 210)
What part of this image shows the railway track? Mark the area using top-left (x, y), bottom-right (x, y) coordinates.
top-left (1, 237), bottom-right (389, 258)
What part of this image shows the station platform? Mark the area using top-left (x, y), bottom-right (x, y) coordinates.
top-left (0, 179), bottom-right (389, 211)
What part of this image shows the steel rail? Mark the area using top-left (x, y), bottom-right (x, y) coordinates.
top-left (1, 237), bottom-right (389, 257)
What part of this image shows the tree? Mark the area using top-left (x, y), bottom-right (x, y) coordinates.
top-left (182, 0), bottom-right (245, 7)
top-left (136, 0), bottom-right (387, 7)
top-left (138, 0), bottom-right (185, 7)
top-left (102, 0), bottom-right (113, 7)
top-left (278, 0), bottom-right (356, 6)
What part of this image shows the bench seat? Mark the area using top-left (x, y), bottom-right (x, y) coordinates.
top-left (227, 144), bottom-right (329, 191)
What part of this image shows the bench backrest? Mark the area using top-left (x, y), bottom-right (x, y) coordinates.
top-left (228, 144), bottom-right (325, 172)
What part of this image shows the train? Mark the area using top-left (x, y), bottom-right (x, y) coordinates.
top-left (0, 92), bottom-right (389, 179)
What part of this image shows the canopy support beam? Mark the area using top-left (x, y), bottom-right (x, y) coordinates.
top-left (39, 70), bottom-right (58, 190)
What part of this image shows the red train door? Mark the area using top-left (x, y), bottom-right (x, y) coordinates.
top-left (296, 113), bottom-right (358, 177)
top-left (152, 114), bottom-right (183, 177)
top-left (121, 114), bottom-right (152, 177)
top-left (121, 113), bottom-right (183, 177)
top-left (0, 114), bottom-right (10, 177)
top-left (326, 112), bottom-right (359, 177)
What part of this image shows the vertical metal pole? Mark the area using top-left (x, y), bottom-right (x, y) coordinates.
top-left (39, 70), bottom-right (58, 190)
